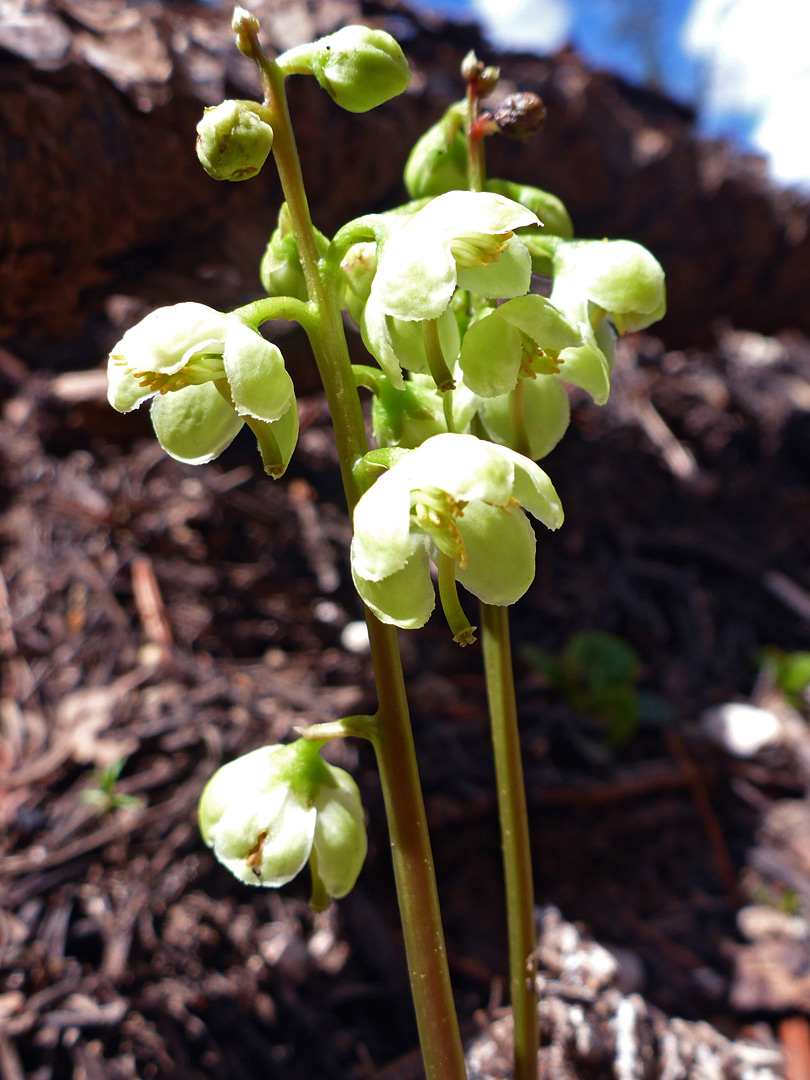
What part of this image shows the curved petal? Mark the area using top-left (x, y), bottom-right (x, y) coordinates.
top-left (372, 231), bottom-right (458, 321)
top-left (455, 501), bottom-right (536, 606)
top-left (360, 300), bottom-right (407, 390)
top-left (312, 767), bottom-right (367, 898)
top-left (150, 382), bottom-right (243, 465)
top-left (496, 294), bottom-right (581, 352)
top-left (478, 376), bottom-right (571, 460)
top-left (107, 361), bottom-right (155, 413)
top-left (576, 240), bottom-right (665, 322)
top-left (223, 320), bottom-right (295, 423)
top-left (405, 433), bottom-right (514, 506)
top-left (351, 467), bottom-right (414, 580)
top-left (493, 445), bottom-right (564, 530)
top-left (459, 310), bottom-right (522, 397)
top-left (416, 190), bottom-right (538, 237)
top-left (351, 534), bottom-right (435, 628)
top-left (114, 303), bottom-right (230, 376)
top-left (556, 334), bottom-right (611, 404)
top-left (455, 236), bottom-right (531, 299)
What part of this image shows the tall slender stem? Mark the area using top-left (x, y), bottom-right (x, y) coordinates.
top-left (480, 603), bottom-right (539, 1080)
top-left (242, 27), bottom-right (467, 1080)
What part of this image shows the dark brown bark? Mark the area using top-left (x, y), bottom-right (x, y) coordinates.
top-left (1, 0), bottom-right (809, 366)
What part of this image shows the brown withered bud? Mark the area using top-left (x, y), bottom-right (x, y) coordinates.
top-left (492, 93), bottom-right (547, 141)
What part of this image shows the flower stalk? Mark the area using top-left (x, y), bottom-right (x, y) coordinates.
top-left (480, 602), bottom-right (539, 1080)
top-left (236, 17), bottom-right (467, 1079)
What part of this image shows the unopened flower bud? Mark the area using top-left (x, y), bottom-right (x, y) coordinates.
top-left (341, 241), bottom-right (378, 323)
top-left (461, 49), bottom-right (482, 83)
top-left (492, 93), bottom-right (547, 141)
top-left (278, 26), bottom-right (411, 113)
top-left (403, 102), bottom-right (467, 199)
top-left (196, 99), bottom-right (274, 182)
top-left (232, 5), bottom-right (261, 56)
top-left (260, 203), bottom-right (329, 301)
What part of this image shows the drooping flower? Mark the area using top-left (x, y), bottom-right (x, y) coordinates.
top-left (107, 302), bottom-right (297, 476)
top-left (360, 191), bottom-right (538, 389)
top-left (549, 238), bottom-right (666, 337)
top-left (350, 433), bottom-right (563, 636)
top-left (199, 740), bottom-right (367, 906)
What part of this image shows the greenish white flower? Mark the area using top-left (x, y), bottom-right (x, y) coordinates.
top-left (350, 433), bottom-right (563, 632)
top-left (199, 740), bottom-right (367, 904)
top-left (550, 238), bottom-right (666, 337)
top-left (361, 191), bottom-right (538, 389)
top-left (458, 293), bottom-right (605, 398)
top-left (107, 302), bottom-right (297, 475)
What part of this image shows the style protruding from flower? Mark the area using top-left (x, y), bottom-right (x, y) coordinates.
top-left (350, 433), bottom-right (563, 639)
top-left (107, 303), bottom-right (298, 476)
top-left (199, 740), bottom-right (367, 909)
top-left (196, 100), bottom-right (274, 182)
top-left (277, 26), bottom-right (411, 113)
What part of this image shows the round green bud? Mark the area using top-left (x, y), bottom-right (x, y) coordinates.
top-left (278, 26), bottom-right (411, 113)
top-left (404, 102), bottom-right (468, 199)
top-left (260, 203), bottom-right (329, 301)
top-left (196, 99), bottom-right (274, 182)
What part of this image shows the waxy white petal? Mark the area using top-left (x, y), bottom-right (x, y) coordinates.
top-left (223, 319), bottom-right (295, 422)
top-left (351, 468), bottom-right (414, 580)
top-left (405, 433), bottom-right (514, 505)
top-left (150, 382), bottom-right (243, 465)
top-left (455, 500), bottom-right (536, 606)
top-left (313, 766), bottom-right (368, 898)
top-left (351, 534), bottom-right (435, 628)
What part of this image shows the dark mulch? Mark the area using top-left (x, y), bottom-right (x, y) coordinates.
top-left (1, 323), bottom-right (810, 1078)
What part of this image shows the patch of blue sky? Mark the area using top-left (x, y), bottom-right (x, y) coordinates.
top-left (406, 0), bottom-right (808, 188)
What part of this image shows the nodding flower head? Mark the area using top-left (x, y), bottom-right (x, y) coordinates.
top-left (350, 433), bottom-right (562, 640)
top-left (199, 740), bottom-right (367, 907)
top-left (107, 303), bottom-right (297, 476)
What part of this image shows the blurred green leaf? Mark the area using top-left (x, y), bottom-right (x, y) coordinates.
top-left (562, 632), bottom-right (641, 693)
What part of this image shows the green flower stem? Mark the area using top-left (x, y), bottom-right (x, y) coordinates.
top-left (240, 25), bottom-right (467, 1080)
top-left (480, 602), bottom-right (538, 1080)
top-left (464, 71), bottom-right (538, 1079)
top-left (234, 295), bottom-right (317, 334)
top-left (424, 319), bottom-right (456, 392)
top-left (509, 380), bottom-right (532, 459)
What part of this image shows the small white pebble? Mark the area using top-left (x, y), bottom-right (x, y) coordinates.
top-left (313, 600), bottom-right (343, 625)
top-left (340, 620), bottom-right (370, 654)
top-left (701, 703), bottom-right (783, 757)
